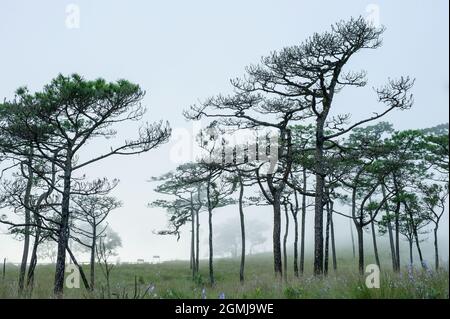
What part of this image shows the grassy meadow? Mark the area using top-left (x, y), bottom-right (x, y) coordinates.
top-left (0, 253), bottom-right (448, 299)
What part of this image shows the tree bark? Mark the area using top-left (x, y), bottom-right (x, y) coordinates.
top-left (330, 208), bottom-right (337, 271)
top-left (54, 153), bottom-right (73, 297)
top-left (292, 211), bottom-right (299, 277)
top-left (191, 210), bottom-right (195, 277)
top-left (393, 175), bottom-right (401, 271)
top-left (272, 194), bottom-right (283, 277)
top-left (382, 185), bottom-right (397, 271)
top-left (190, 193), bottom-right (195, 278)
top-left (394, 201), bottom-right (401, 271)
top-left (26, 227), bottom-right (39, 296)
top-left (324, 200), bottom-right (331, 276)
top-left (414, 229), bottom-right (424, 268)
top-left (313, 117), bottom-right (325, 275)
top-left (407, 204), bottom-right (425, 268)
top-left (66, 245), bottom-right (90, 291)
top-left (238, 178), bottom-right (246, 283)
top-left (369, 213), bottom-right (381, 269)
top-left (349, 219), bottom-right (356, 260)
top-left (26, 216), bottom-right (40, 292)
top-left (313, 160), bottom-right (325, 275)
top-left (356, 225), bottom-right (364, 275)
top-left (18, 158), bottom-right (34, 297)
top-left (206, 180), bottom-right (214, 285)
top-left (283, 203), bottom-right (289, 282)
top-left (434, 226), bottom-right (439, 270)
top-left (196, 207), bottom-right (200, 273)
top-left (300, 168), bottom-right (307, 275)
top-left (408, 239), bottom-right (413, 265)
top-left (90, 226), bottom-right (96, 290)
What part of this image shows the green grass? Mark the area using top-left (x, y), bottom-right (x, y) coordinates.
top-left (1, 253), bottom-right (448, 299)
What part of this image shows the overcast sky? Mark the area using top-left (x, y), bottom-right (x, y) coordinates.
top-left (0, 0), bottom-right (448, 264)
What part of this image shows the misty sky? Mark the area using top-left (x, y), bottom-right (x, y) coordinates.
top-left (0, 0), bottom-right (448, 264)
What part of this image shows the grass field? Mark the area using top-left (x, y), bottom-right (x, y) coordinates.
top-left (0, 253), bottom-right (448, 299)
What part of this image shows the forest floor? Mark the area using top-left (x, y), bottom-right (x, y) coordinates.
top-left (0, 253), bottom-right (448, 299)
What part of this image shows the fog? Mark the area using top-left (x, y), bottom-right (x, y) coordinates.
top-left (0, 0), bottom-right (448, 265)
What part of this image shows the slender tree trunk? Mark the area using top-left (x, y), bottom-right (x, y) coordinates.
top-left (314, 117), bottom-right (325, 275)
top-left (369, 213), bottom-right (380, 269)
top-left (434, 226), bottom-right (439, 270)
top-left (66, 245), bottom-right (90, 291)
top-left (272, 194), bottom-right (283, 277)
top-left (408, 239), bottom-right (413, 265)
top-left (26, 209), bottom-right (42, 296)
top-left (314, 170), bottom-right (325, 275)
top-left (18, 159), bottom-right (34, 297)
top-left (356, 224), bottom-right (364, 275)
top-left (191, 213), bottom-right (195, 276)
top-left (26, 232), bottom-right (39, 296)
top-left (292, 213), bottom-right (299, 277)
top-left (414, 231), bottom-right (424, 268)
top-left (393, 175), bottom-right (401, 272)
top-left (291, 188), bottom-right (299, 277)
top-left (196, 207), bottom-right (200, 272)
top-left (283, 203), bottom-right (289, 282)
top-left (190, 195), bottom-right (195, 278)
top-left (90, 229), bottom-right (96, 291)
top-left (394, 201), bottom-right (401, 271)
top-left (330, 207), bottom-right (337, 271)
top-left (407, 206), bottom-right (424, 268)
top-left (54, 154), bottom-right (72, 297)
top-left (206, 181), bottom-right (214, 285)
top-left (349, 219), bottom-right (356, 260)
top-left (382, 185), bottom-right (397, 271)
top-left (208, 207), bottom-right (214, 285)
top-left (238, 178), bottom-right (246, 283)
top-left (324, 200), bottom-right (331, 276)
top-left (300, 168), bottom-right (307, 275)
top-left (387, 221), bottom-right (397, 270)
top-left (26, 231), bottom-right (39, 293)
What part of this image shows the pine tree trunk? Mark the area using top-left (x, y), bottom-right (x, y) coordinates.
top-left (313, 118), bottom-right (325, 276)
top-left (238, 178), bottom-right (246, 283)
top-left (26, 226), bottom-right (39, 296)
top-left (206, 181), bottom-right (214, 285)
top-left (382, 185), bottom-right (397, 271)
top-left (283, 203), bottom-right (289, 282)
top-left (356, 224), bottom-right (364, 275)
top-left (293, 213), bottom-right (299, 277)
top-left (324, 200), bottom-right (331, 276)
top-left (330, 202), bottom-right (337, 271)
top-left (272, 194), bottom-right (283, 277)
top-left (407, 206), bottom-right (424, 268)
top-left (434, 226), bottom-right (439, 270)
top-left (18, 159), bottom-right (34, 297)
top-left (54, 156), bottom-right (72, 297)
top-left (300, 168), bottom-right (307, 275)
top-left (196, 207), bottom-right (200, 272)
top-left (349, 219), bottom-right (356, 260)
top-left (90, 233), bottom-right (96, 291)
top-left (314, 169), bottom-right (325, 275)
top-left (409, 239), bottom-right (413, 265)
top-left (66, 245), bottom-right (90, 290)
top-left (190, 196), bottom-right (195, 278)
top-left (369, 213), bottom-right (380, 269)
top-left (414, 231), bottom-right (424, 268)
top-left (394, 201), bottom-right (401, 271)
